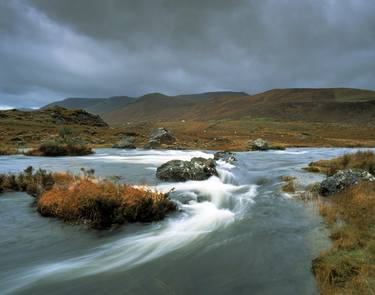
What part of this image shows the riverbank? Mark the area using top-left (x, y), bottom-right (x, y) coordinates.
top-left (305, 151), bottom-right (375, 294)
top-left (2, 116), bottom-right (375, 154)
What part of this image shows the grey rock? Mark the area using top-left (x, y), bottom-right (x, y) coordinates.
top-left (214, 151), bottom-right (236, 163)
top-left (156, 157), bottom-right (218, 182)
top-left (249, 138), bottom-right (269, 151)
top-left (113, 136), bottom-right (136, 149)
top-left (319, 169), bottom-right (375, 196)
top-left (150, 128), bottom-right (176, 144)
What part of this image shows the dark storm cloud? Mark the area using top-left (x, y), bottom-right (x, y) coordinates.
top-left (0, 0), bottom-right (374, 108)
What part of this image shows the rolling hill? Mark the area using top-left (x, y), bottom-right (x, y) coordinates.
top-left (43, 88), bottom-right (375, 125)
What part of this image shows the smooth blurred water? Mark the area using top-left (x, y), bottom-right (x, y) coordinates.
top-left (0, 148), bottom-right (372, 295)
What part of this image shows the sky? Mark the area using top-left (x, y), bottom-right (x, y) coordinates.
top-left (0, 0), bottom-right (374, 109)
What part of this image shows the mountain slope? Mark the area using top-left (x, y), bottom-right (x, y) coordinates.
top-left (43, 96), bottom-right (137, 115)
top-left (104, 88), bottom-right (375, 124)
top-left (43, 88), bottom-right (375, 125)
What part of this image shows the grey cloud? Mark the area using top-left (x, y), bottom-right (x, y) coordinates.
top-left (0, 0), bottom-right (374, 108)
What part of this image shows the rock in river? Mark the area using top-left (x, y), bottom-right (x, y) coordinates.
top-left (249, 138), bottom-right (269, 151)
top-left (214, 151), bottom-right (236, 163)
top-left (319, 169), bottom-right (375, 196)
top-left (156, 157), bottom-right (218, 182)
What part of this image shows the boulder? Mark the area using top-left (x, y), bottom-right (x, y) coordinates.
top-left (150, 128), bottom-right (176, 144)
top-left (214, 151), bottom-right (236, 163)
top-left (319, 169), bottom-right (375, 196)
top-left (249, 138), bottom-right (269, 151)
top-left (113, 136), bottom-right (136, 149)
top-left (156, 157), bottom-right (218, 182)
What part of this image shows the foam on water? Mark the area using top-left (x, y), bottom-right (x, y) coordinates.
top-left (81, 149), bottom-right (213, 165)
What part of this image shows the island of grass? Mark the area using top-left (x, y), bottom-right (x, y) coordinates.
top-left (306, 151), bottom-right (375, 294)
top-left (26, 141), bottom-right (93, 157)
top-left (0, 167), bottom-right (176, 228)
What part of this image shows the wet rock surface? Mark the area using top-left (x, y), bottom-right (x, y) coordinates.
top-left (156, 157), bottom-right (218, 182)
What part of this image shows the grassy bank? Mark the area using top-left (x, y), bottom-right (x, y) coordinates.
top-left (0, 167), bottom-right (176, 228)
top-left (306, 151), bottom-right (375, 176)
top-left (308, 152), bottom-right (375, 294)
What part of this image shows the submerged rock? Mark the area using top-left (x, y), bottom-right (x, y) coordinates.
top-left (249, 138), bottom-right (269, 151)
top-left (319, 169), bottom-right (375, 196)
top-left (113, 136), bottom-right (136, 149)
top-left (214, 151), bottom-right (236, 163)
top-left (156, 157), bottom-right (218, 182)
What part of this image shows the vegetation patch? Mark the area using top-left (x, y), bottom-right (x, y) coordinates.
top-left (306, 150), bottom-right (375, 176)
top-left (307, 151), bottom-right (375, 294)
top-left (0, 146), bottom-right (17, 155)
top-left (312, 182), bottom-right (375, 294)
top-left (0, 167), bottom-right (176, 229)
top-left (0, 166), bottom-right (56, 196)
top-left (281, 175), bottom-right (297, 193)
top-left (26, 142), bottom-right (93, 157)
top-left (38, 178), bottom-right (176, 228)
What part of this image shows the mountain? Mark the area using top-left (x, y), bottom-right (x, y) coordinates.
top-left (42, 91), bottom-right (248, 118)
top-left (43, 88), bottom-right (375, 125)
top-left (43, 96), bottom-right (137, 115)
top-left (102, 88), bottom-right (375, 124)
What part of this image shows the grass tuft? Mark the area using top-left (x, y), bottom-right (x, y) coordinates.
top-left (312, 182), bottom-right (375, 294)
top-left (26, 142), bottom-right (93, 157)
top-left (37, 179), bottom-right (176, 228)
top-left (306, 150), bottom-right (375, 176)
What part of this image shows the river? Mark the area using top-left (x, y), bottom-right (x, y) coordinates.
top-left (0, 148), bottom-right (368, 295)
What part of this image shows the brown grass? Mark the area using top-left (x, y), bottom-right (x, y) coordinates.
top-left (0, 146), bottom-right (17, 155)
top-left (2, 112), bottom-right (375, 153)
top-left (0, 166), bottom-right (56, 196)
top-left (0, 167), bottom-right (176, 228)
top-left (312, 181), bottom-right (375, 294)
top-left (37, 178), bottom-right (176, 228)
top-left (281, 176), bottom-right (297, 193)
top-left (307, 151), bottom-right (375, 176)
top-left (26, 142), bottom-right (93, 157)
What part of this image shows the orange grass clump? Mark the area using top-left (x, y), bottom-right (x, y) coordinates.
top-left (37, 178), bottom-right (176, 228)
top-left (312, 182), bottom-right (375, 294)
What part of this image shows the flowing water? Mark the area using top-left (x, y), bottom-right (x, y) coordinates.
top-left (0, 148), bottom-right (370, 295)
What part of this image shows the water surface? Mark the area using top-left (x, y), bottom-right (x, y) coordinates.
top-left (0, 148), bottom-right (367, 295)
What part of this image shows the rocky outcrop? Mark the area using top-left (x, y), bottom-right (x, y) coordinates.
top-left (214, 151), bottom-right (236, 163)
top-left (249, 138), bottom-right (269, 151)
top-left (144, 128), bottom-right (176, 149)
top-left (156, 157), bottom-right (218, 182)
top-left (319, 169), bottom-right (375, 196)
top-left (48, 107), bottom-right (108, 127)
top-left (113, 136), bottom-right (136, 149)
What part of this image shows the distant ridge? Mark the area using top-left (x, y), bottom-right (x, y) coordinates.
top-left (41, 91), bottom-right (248, 115)
top-left (41, 88), bottom-right (375, 125)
